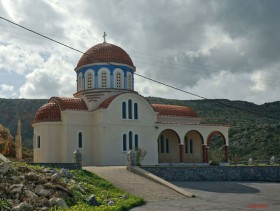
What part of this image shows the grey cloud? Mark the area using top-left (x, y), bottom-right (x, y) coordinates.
top-left (81, 0), bottom-right (280, 88)
top-left (1, 0), bottom-right (280, 103)
top-left (15, 0), bottom-right (65, 39)
top-left (0, 1), bottom-right (8, 18)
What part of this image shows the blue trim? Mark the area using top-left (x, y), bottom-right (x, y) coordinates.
top-left (110, 71), bottom-right (114, 88)
top-left (76, 64), bottom-right (134, 90)
top-left (82, 74), bottom-right (85, 90)
top-left (124, 75), bottom-right (127, 89)
top-left (94, 71), bottom-right (98, 88)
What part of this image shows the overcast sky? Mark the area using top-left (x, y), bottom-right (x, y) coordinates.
top-left (0, 0), bottom-right (280, 104)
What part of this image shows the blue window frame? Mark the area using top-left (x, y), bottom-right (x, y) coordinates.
top-left (123, 134), bottom-right (127, 151)
top-left (78, 132), bottom-right (83, 148)
top-left (122, 101), bottom-right (126, 119)
top-left (135, 134), bottom-right (138, 149)
top-left (129, 131), bottom-right (133, 150)
top-left (128, 99), bottom-right (132, 119)
top-left (134, 103), bottom-right (138, 119)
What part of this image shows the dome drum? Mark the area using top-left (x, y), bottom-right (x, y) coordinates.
top-left (76, 65), bottom-right (134, 91)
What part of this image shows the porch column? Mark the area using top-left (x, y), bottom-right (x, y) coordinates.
top-left (202, 145), bottom-right (207, 163)
top-left (179, 144), bottom-right (184, 162)
top-left (225, 145), bottom-right (229, 162)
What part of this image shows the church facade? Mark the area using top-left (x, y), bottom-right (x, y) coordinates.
top-left (33, 39), bottom-right (230, 166)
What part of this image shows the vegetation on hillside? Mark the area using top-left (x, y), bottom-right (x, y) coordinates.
top-left (0, 98), bottom-right (47, 147)
top-left (1, 97), bottom-right (280, 162)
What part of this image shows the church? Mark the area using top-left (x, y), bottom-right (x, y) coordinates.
top-left (32, 35), bottom-right (230, 166)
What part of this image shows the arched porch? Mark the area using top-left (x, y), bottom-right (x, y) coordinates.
top-left (206, 131), bottom-right (229, 163)
top-left (183, 130), bottom-right (204, 163)
top-left (157, 129), bottom-right (180, 163)
top-left (155, 124), bottom-right (229, 164)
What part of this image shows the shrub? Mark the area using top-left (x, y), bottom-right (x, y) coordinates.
top-left (135, 148), bottom-right (147, 166)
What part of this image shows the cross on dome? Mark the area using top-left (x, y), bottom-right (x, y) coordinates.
top-left (103, 32), bottom-right (107, 43)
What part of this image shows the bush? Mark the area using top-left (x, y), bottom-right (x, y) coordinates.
top-left (136, 148), bottom-right (147, 166)
top-left (209, 149), bottom-right (224, 165)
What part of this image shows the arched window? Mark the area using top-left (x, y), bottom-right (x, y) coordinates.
top-left (78, 73), bottom-right (83, 91)
top-left (190, 139), bottom-right (193, 153)
top-left (129, 131), bottom-right (133, 150)
top-left (101, 71), bottom-right (108, 88)
top-left (127, 72), bottom-right (132, 90)
top-left (166, 138), bottom-right (169, 153)
top-left (116, 72), bottom-right (122, 88)
top-left (37, 135), bottom-right (41, 148)
top-left (114, 69), bottom-right (123, 89)
top-left (134, 103), bottom-right (138, 119)
top-left (122, 102), bottom-right (127, 119)
top-left (128, 99), bottom-right (132, 119)
top-left (98, 68), bottom-right (110, 88)
top-left (86, 71), bottom-right (94, 89)
top-left (123, 134), bottom-right (127, 151)
top-left (160, 135), bottom-right (164, 153)
top-left (78, 132), bottom-right (83, 148)
top-left (135, 134), bottom-right (139, 150)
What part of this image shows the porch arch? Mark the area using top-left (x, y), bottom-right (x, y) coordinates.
top-left (206, 131), bottom-right (228, 163)
top-left (184, 130), bottom-right (204, 163)
top-left (157, 129), bottom-right (180, 163)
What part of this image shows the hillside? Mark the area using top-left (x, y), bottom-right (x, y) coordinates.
top-left (0, 98), bottom-right (48, 147)
top-left (0, 97), bottom-right (280, 161)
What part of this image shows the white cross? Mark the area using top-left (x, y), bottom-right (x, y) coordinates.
top-left (103, 32), bottom-right (107, 43)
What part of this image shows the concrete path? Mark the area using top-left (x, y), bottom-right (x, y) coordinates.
top-left (84, 166), bottom-right (185, 201)
top-left (132, 181), bottom-right (280, 211)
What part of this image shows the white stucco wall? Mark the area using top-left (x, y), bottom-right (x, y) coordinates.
top-left (96, 92), bottom-right (159, 165)
top-left (33, 122), bottom-right (62, 163)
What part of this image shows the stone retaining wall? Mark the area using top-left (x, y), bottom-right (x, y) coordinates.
top-left (142, 166), bottom-right (280, 182)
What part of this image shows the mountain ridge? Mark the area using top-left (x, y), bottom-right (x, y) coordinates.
top-left (0, 97), bottom-right (279, 161)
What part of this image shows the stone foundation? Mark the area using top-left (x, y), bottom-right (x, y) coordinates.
top-left (142, 166), bottom-right (280, 182)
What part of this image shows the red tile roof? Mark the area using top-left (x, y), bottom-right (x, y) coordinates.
top-left (75, 43), bottom-right (134, 70)
top-left (98, 94), bottom-right (122, 109)
top-left (33, 97), bottom-right (88, 124)
top-left (151, 104), bottom-right (198, 118)
top-left (33, 102), bottom-right (61, 124)
top-left (49, 97), bottom-right (88, 111)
